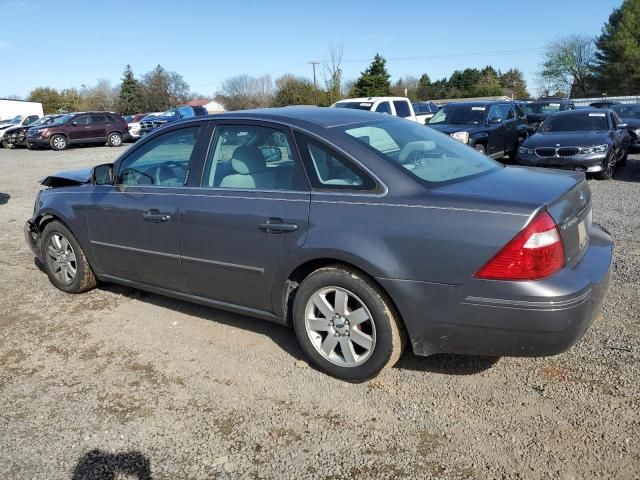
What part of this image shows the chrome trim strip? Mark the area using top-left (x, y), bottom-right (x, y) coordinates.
top-left (181, 255), bottom-right (263, 274)
top-left (90, 240), bottom-right (180, 259)
top-left (311, 199), bottom-right (529, 216)
top-left (462, 289), bottom-right (592, 311)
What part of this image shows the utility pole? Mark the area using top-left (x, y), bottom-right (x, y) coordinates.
top-left (309, 61), bottom-right (320, 105)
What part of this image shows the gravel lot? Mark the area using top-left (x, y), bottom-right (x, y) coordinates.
top-left (0, 145), bottom-right (638, 480)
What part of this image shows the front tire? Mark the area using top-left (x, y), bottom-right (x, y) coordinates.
top-left (292, 266), bottom-right (405, 382)
top-left (50, 134), bottom-right (68, 151)
top-left (41, 221), bottom-right (96, 293)
top-left (107, 132), bottom-right (123, 147)
top-left (595, 153), bottom-right (616, 180)
top-left (474, 144), bottom-right (486, 155)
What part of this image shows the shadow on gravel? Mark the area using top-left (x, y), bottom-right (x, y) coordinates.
top-left (0, 192), bottom-right (9, 205)
top-left (100, 283), bottom-right (306, 361)
top-left (396, 353), bottom-right (500, 375)
top-left (72, 449), bottom-right (152, 480)
top-left (612, 157), bottom-right (640, 183)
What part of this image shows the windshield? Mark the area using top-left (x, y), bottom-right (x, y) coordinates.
top-left (49, 114), bottom-right (72, 125)
top-left (523, 102), bottom-right (562, 115)
top-left (428, 105), bottom-right (487, 125)
top-left (30, 116), bottom-right (56, 127)
top-left (333, 102), bottom-right (373, 111)
top-left (539, 112), bottom-right (609, 132)
top-left (341, 119), bottom-right (499, 184)
top-left (611, 104), bottom-right (640, 119)
top-left (9, 115), bottom-right (23, 123)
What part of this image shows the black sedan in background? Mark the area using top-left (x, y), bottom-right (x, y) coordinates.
top-left (611, 103), bottom-right (640, 150)
top-left (517, 108), bottom-right (629, 180)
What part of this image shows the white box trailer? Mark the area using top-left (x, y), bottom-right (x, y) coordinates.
top-left (0, 98), bottom-right (44, 121)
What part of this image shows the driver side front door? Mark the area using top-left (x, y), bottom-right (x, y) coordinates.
top-left (86, 124), bottom-right (205, 292)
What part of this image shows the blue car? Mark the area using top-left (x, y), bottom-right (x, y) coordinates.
top-left (139, 105), bottom-right (207, 136)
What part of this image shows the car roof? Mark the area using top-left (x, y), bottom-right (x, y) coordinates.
top-left (202, 106), bottom-right (395, 128)
top-left (334, 97), bottom-right (410, 103)
top-left (548, 107), bottom-right (609, 116)
top-left (442, 101), bottom-right (509, 108)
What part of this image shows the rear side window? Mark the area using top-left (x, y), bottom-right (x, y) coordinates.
top-left (294, 132), bottom-right (376, 191)
top-left (393, 101), bottom-right (411, 118)
top-left (91, 114), bottom-right (107, 124)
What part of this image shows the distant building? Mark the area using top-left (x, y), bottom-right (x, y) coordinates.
top-left (183, 98), bottom-right (225, 114)
top-left (0, 98), bottom-right (44, 121)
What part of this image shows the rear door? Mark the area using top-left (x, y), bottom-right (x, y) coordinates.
top-left (89, 114), bottom-right (109, 141)
top-left (178, 120), bottom-right (310, 312)
top-left (87, 123), bottom-right (205, 291)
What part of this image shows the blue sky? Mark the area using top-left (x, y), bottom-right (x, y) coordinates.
top-left (0, 0), bottom-right (622, 98)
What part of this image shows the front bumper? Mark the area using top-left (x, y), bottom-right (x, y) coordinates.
top-left (516, 152), bottom-right (607, 172)
top-left (25, 220), bottom-right (41, 258)
top-left (378, 224), bottom-right (612, 357)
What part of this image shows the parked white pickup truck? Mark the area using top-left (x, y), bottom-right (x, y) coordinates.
top-left (331, 96), bottom-right (430, 124)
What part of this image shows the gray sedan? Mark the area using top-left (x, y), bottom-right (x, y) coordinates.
top-left (25, 107), bottom-right (612, 382)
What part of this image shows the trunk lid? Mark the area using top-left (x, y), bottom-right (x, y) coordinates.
top-left (434, 165), bottom-right (592, 266)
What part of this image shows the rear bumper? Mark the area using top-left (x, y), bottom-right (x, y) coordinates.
top-left (378, 224), bottom-right (613, 357)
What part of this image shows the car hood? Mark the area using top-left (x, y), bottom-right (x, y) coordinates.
top-left (4, 125), bottom-right (27, 134)
top-left (141, 115), bottom-right (173, 122)
top-left (41, 167), bottom-right (93, 187)
top-left (522, 131), bottom-right (611, 148)
top-left (428, 124), bottom-right (485, 135)
top-left (0, 122), bottom-right (18, 131)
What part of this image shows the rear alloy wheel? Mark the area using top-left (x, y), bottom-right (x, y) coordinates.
top-left (292, 266), bottom-right (405, 382)
top-left (41, 221), bottom-right (96, 293)
top-left (50, 134), bottom-right (68, 151)
top-left (107, 132), bottom-right (123, 147)
top-left (595, 153), bottom-right (616, 180)
top-left (474, 144), bottom-right (486, 155)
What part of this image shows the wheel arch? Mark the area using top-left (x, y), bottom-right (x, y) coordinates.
top-left (276, 256), bottom-right (406, 333)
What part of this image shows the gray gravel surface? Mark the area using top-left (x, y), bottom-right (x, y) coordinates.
top-left (0, 145), bottom-right (638, 479)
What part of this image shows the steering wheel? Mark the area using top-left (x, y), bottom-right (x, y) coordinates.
top-left (398, 141), bottom-right (437, 165)
top-left (120, 168), bottom-right (154, 185)
top-left (154, 162), bottom-right (186, 186)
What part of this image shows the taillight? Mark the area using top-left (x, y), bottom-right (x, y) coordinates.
top-left (475, 211), bottom-right (564, 281)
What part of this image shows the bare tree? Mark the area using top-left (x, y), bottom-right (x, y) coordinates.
top-left (81, 80), bottom-right (120, 111)
top-left (253, 74), bottom-right (274, 108)
top-left (219, 74), bottom-right (274, 110)
top-left (323, 44), bottom-right (344, 104)
top-left (538, 34), bottom-right (596, 97)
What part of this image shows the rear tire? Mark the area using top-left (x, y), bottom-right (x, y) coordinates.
top-left (292, 266), bottom-right (405, 382)
top-left (40, 221), bottom-right (96, 293)
top-left (107, 132), bottom-right (123, 147)
top-left (50, 134), bottom-right (68, 151)
top-left (474, 144), bottom-right (486, 155)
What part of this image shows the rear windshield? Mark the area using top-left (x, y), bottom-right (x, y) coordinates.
top-left (523, 102), bottom-right (562, 115)
top-left (340, 119), bottom-right (499, 184)
top-left (428, 105), bottom-right (487, 125)
top-left (539, 112), bottom-right (609, 132)
top-left (333, 102), bottom-right (373, 111)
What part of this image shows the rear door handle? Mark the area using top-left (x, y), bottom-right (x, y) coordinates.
top-left (259, 218), bottom-right (298, 234)
top-left (142, 209), bottom-right (171, 223)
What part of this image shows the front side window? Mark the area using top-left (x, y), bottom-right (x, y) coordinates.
top-left (375, 102), bottom-right (392, 114)
top-left (295, 132), bottom-right (375, 190)
top-left (393, 101), bottom-right (412, 118)
top-left (487, 106), bottom-right (502, 122)
top-left (342, 119), bottom-right (499, 184)
top-left (74, 115), bottom-right (90, 125)
top-left (499, 105), bottom-right (515, 120)
top-left (202, 124), bottom-right (304, 191)
top-left (117, 126), bottom-right (200, 186)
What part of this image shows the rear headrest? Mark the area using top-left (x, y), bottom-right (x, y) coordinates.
top-left (231, 146), bottom-right (266, 174)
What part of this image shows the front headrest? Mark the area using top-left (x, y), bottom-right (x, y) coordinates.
top-left (231, 146), bottom-right (266, 174)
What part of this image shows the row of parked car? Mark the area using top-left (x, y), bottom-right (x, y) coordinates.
top-left (331, 95), bottom-right (636, 180)
top-left (0, 105), bottom-right (209, 150)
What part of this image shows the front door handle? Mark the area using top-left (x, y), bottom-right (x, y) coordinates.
top-left (142, 209), bottom-right (171, 223)
top-left (259, 218), bottom-right (298, 234)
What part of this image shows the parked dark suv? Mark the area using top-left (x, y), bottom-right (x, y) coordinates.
top-left (523, 98), bottom-right (575, 134)
top-left (428, 101), bottom-right (527, 160)
top-left (26, 112), bottom-right (128, 151)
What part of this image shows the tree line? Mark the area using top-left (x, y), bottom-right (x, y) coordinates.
top-left (539, 0), bottom-right (640, 97)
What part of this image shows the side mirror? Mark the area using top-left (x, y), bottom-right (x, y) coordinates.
top-left (617, 123), bottom-right (628, 129)
top-left (489, 117), bottom-right (503, 125)
top-left (71, 121), bottom-right (78, 126)
top-left (92, 163), bottom-right (115, 185)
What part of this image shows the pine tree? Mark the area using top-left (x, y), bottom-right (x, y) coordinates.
top-left (117, 65), bottom-right (143, 114)
top-left (351, 54), bottom-right (392, 97)
top-left (595, 0), bottom-right (640, 95)
top-left (416, 74), bottom-right (431, 100)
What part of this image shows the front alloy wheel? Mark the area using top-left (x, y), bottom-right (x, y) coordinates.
top-left (45, 233), bottom-right (77, 285)
top-left (304, 287), bottom-right (376, 367)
